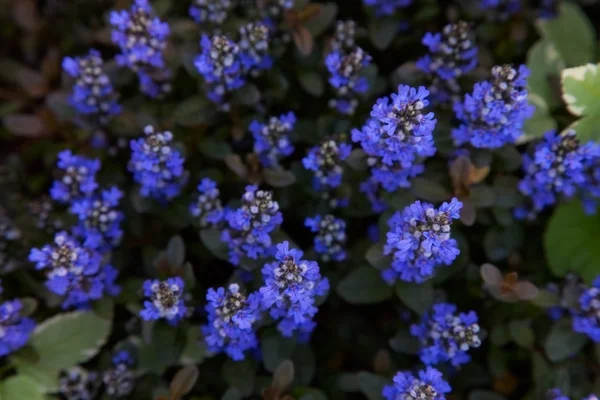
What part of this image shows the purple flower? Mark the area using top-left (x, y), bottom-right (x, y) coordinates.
top-left (479, 0), bottom-right (521, 19)
top-left (363, 0), bottom-right (412, 16)
top-left (239, 21), bottom-right (273, 75)
top-left (331, 20), bottom-right (357, 52)
top-left (0, 299), bottom-right (36, 357)
top-left (303, 139), bottom-right (351, 190)
top-left (103, 351), bottom-right (135, 398)
top-left (0, 210), bottom-right (22, 273)
top-left (250, 112), bottom-right (296, 167)
top-left (189, 0), bottom-right (234, 25)
top-left (383, 367), bottom-right (451, 400)
top-left (50, 150), bottom-right (100, 204)
top-left (572, 276), bottom-right (600, 342)
top-left (325, 46), bottom-right (372, 115)
top-left (59, 367), bottom-right (99, 400)
top-left (190, 178), bottom-right (224, 228)
top-left (140, 278), bottom-right (187, 325)
top-left (305, 215), bottom-right (347, 262)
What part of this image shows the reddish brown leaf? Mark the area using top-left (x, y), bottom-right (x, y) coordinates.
top-left (3, 113), bottom-right (49, 137)
top-left (373, 349), bottom-right (391, 375)
top-left (41, 48), bottom-right (61, 81)
top-left (480, 263), bottom-right (503, 286)
top-left (292, 26), bottom-right (314, 56)
top-left (449, 156), bottom-right (471, 194)
top-left (16, 66), bottom-right (48, 98)
top-left (169, 365), bottom-right (199, 400)
top-left (512, 281), bottom-right (540, 301)
top-left (459, 197), bottom-right (476, 226)
top-left (13, 0), bottom-right (40, 32)
top-left (468, 164), bottom-right (490, 185)
top-left (224, 154), bottom-right (249, 179)
top-left (298, 4), bottom-right (322, 22)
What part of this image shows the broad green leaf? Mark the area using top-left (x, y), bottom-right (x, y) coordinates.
top-left (409, 177), bottom-right (451, 202)
top-left (0, 375), bottom-right (46, 400)
top-left (357, 372), bottom-right (389, 400)
top-left (365, 244), bottom-right (389, 271)
top-left (395, 281), bottom-right (433, 315)
top-left (261, 331), bottom-right (296, 373)
top-left (138, 323), bottom-right (186, 374)
top-left (544, 319), bottom-right (588, 362)
top-left (304, 3), bottom-right (338, 38)
top-left (16, 311), bottom-right (111, 391)
top-left (297, 71), bottom-right (324, 97)
top-left (369, 18), bottom-right (399, 50)
top-left (167, 235), bottom-right (186, 267)
top-left (337, 266), bottom-right (392, 304)
top-left (389, 329), bottom-right (420, 355)
top-left (565, 114), bottom-right (600, 143)
top-left (561, 63), bottom-right (600, 117)
top-left (508, 320), bottom-right (535, 349)
top-left (223, 358), bottom-right (257, 397)
top-left (536, 3), bottom-right (595, 67)
top-left (469, 391), bottom-right (507, 400)
top-left (526, 40), bottom-right (565, 109)
top-left (292, 345), bottom-right (316, 385)
top-left (544, 201), bottom-right (600, 282)
top-left (521, 99), bottom-right (557, 143)
top-left (173, 96), bottom-right (214, 126)
top-left (200, 228), bottom-right (230, 261)
top-left (179, 325), bottom-right (207, 365)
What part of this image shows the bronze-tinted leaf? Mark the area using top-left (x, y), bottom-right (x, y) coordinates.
top-left (459, 197), bottom-right (477, 226)
top-left (3, 114), bottom-right (49, 137)
top-left (292, 26), bottom-right (314, 56)
top-left (512, 281), bottom-right (540, 301)
top-left (13, 0), bottom-right (39, 32)
top-left (15, 66), bottom-right (48, 98)
top-left (449, 156), bottom-right (471, 193)
top-left (480, 263), bottom-right (504, 286)
top-left (263, 169), bottom-right (296, 187)
top-left (169, 365), bottom-right (199, 400)
top-left (41, 48), bottom-right (61, 81)
top-left (271, 359), bottom-right (294, 394)
top-left (224, 154), bottom-right (249, 179)
top-left (372, 349), bottom-right (391, 375)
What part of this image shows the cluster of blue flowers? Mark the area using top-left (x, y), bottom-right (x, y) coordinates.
top-left (571, 276), bottom-right (600, 342)
top-left (27, 196), bottom-right (63, 234)
top-left (239, 21), bottom-right (273, 75)
top-left (29, 231), bottom-right (120, 309)
top-left (384, 198), bottom-right (462, 284)
top-left (383, 367), bottom-right (451, 400)
top-left (128, 125), bottom-right (187, 202)
top-left (418, 21), bottom-right (477, 104)
top-left (62, 50), bottom-right (121, 126)
top-left (516, 130), bottom-right (600, 218)
top-left (110, 0), bottom-right (172, 98)
top-left (140, 277), bottom-right (187, 325)
top-left (0, 299), bottom-right (36, 357)
top-left (362, 0), bottom-right (412, 16)
top-left (203, 283), bottom-right (261, 360)
top-left (479, 0), bottom-right (521, 19)
top-left (259, 242), bottom-right (329, 340)
top-left (59, 366), bottom-right (99, 400)
top-left (353, 85), bottom-right (437, 210)
top-left (250, 112), bottom-right (296, 167)
top-left (103, 351), bottom-right (135, 398)
top-left (410, 302), bottom-right (482, 367)
top-left (50, 150), bottom-right (100, 204)
top-left (305, 215), bottom-right (347, 262)
top-left (189, 0), bottom-right (233, 25)
top-left (221, 186), bottom-right (283, 265)
top-left (190, 178), bottom-right (224, 228)
top-left (0, 210), bottom-right (22, 273)
top-left (303, 138), bottom-right (352, 192)
top-left (453, 64), bottom-right (534, 149)
top-left (548, 389), bottom-right (599, 400)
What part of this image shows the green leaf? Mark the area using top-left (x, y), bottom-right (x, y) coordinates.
top-left (508, 320), bottom-right (535, 349)
top-left (365, 244), bottom-right (389, 271)
top-left (232, 84), bottom-right (261, 106)
top-left (292, 345), bottom-right (316, 385)
top-left (138, 323), bottom-right (186, 374)
top-left (304, 3), bottom-right (338, 38)
top-left (297, 71), bottom-right (324, 97)
top-left (200, 228), bottom-right (230, 261)
top-left (395, 281), bottom-right (433, 315)
top-left (526, 40), bottom-right (565, 109)
top-left (469, 390), bottom-right (507, 400)
top-left (299, 389), bottom-right (328, 400)
top-left (223, 358), bottom-right (257, 397)
top-left (388, 329), bottom-right (420, 355)
top-left (521, 97), bottom-right (557, 143)
top-left (544, 319), bottom-right (588, 362)
top-left (369, 18), bottom-right (399, 50)
top-left (167, 235), bottom-right (186, 268)
top-left (198, 138), bottom-right (233, 160)
top-left (263, 169), bottom-right (297, 187)
top-left (544, 201), bottom-right (600, 282)
top-left (337, 266), bottom-right (392, 304)
top-left (357, 372), bottom-right (388, 400)
top-left (562, 63), bottom-right (600, 118)
top-left (179, 325), bottom-right (206, 365)
top-left (565, 114), bottom-right (600, 143)
top-left (0, 375), bottom-right (46, 400)
top-left (173, 96), bottom-right (214, 126)
top-left (261, 332), bottom-right (296, 373)
top-left (536, 2), bottom-right (595, 67)
top-left (409, 177), bottom-right (451, 202)
top-left (17, 311), bottom-right (111, 391)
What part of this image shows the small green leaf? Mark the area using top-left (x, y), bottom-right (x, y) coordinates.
top-left (357, 372), bottom-right (388, 400)
top-left (508, 320), bottom-right (535, 349)
top-left (409, 177), bottom-right (451, 202)
top-left (263, 169), bottom-right (297, 187)
top-left (544, 319), bottom-right (588, 362)
top-left (170, 365), bottom-right (199, 400)
top-left (200, 228), bottom-right (230, 261)
top-left (536, 3), bottom-right (595, 67)
top-left (0, 375), bottom-right (46, 400)
top-left (223, 358), bottom-right (257, 397)
top-left (369, 18), bottom-right (399, 50)
top-left (138, 323), bottom-right (186, 374)
top-left (232, 84), bottom-right (261, 106)
top-left (565, 114), bottom-right (600, 143)
top-left (167, 235), bottom-right (186, 268)
top-left (395, 281), bottom-right (433, 315)
top-left (389, 329), bottom-right (420, 355)
top-left (297, 71), bottom-right (324, 97)
top-left (173, 96), bottom-right (214, 126)
top-left (561, 63), bottom-right (600, 117)
top-left (544, 201), bottom-right (600, 282)
top-left (179, 325), bottom-right (206, 365)
top-left (292, 345), bottom-right (315, 385)
top-left (469, 390), bottom-right (507, 400)
top-left (198, 139), bottom-right (233, 160)
top-left (526, 40), bottom-right (565, 109)
top-left (521, 99), bottom-right (557, 143)
top-left (365, 244), bottom-right (389, 271)
top-left (337, 266), bottom-right (392, 304)
top-left (299, 388), bottom-right (328, 400)
top-left (261, 332), bottom-right (296, 373)
top-left (304, 3), bottom-right (338, 38)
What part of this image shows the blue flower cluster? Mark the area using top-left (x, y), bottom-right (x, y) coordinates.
top-left (303, 138), bottom-right (352, 191)
top-left (190, 178), bottom-right (224, 228)
top-left (0, 211), bottom-right (22, 273)
top-left (27, 197), bottom-right (63, 234)
top-left (250, 112), bottom-right (296, 167)
top-left (479, 0), bottom-right (521, 19)
top-left (383, 367), bottom-right (451, 400)
top-left (62, 50), bottom-right (121, 125)
top-left (222, 186), bottom-right (283, 265)
top-left (103, 351), bottom-right (135, 398)
top-left (539, 0), bottom-right (559, 18)
top-left (203, 283), bottom-right (261, 360)
top-left (0, 299), bottom-right (36, 357)
top-left (259, 242), bottom-right (329, 340)
top-left (70, 187), bottom-right (124, 253)
top-left (195, 35), bottom-right (245, 108)
top-left (572, 276), bottom-right (600, 342)
top-left (305, 215), bottom-right (347, 262)
top-left (383, 198), bottom-right (462, 284)
top-left (128, 126), bottom-right (187, 202)
top-left (363, 0), bottom-right (412, 16)
top-left (547, 389), bottom-right (599, 400)
top-left (516, 130), bottom-right (600, 218)
top-left (140, 278), bottom-right (187, 325)
top-left (452, 64), bottom-right (534, 149)
top-left (189, 0), bottom-right (233, 25)
top-left (59, 367), bottom-right (98, 400)
top-left (239, 21), bottom-right (273, 75)
top-left (331, 20), bottom-right (356, 52)
top-left (29, 231), bottom-right (120, 309)
top-left (353, 85), bottom-right (437, 209)
top-left (50, 150), bottom-right (100, 204)
top-left (110, 0), bottom-right (172, 98)
top-left (325, 46), bottom-right (372, 115)
top-left (410, 302), bottom-right (482, 367)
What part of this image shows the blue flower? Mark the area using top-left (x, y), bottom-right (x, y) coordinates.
top-left (195, 34), bottom-right (245, 108)
top-left (59, 367), bottom-right (99, 400)
top-left (109, 0), bottom-right (172, 98)
top-left (547, 389), bottom-right (571, 400)
top-left (538, 0), bottom-right (558, 18)
top-left (479, 0), bottom-right (521, 19)
top-left (189, 0), bottom-right (234, 25)
top-left (331, 20), bottom-right (357, 52)
top-left (190, 178), bottom-right (224, 228)
top-left (259, 242), bottom-right (329, 339)
top-left (0, 299), bottom-right (36, 357)
top-left (27, 197), bottom-right (64, 234)
top-left (70, 187), bottom-right (124, 253)
top-left (239, 21), bottom-right (273, 75)
top-left (572, 276), bottom-right (600, 342)
top-left (140, 278), bottom-right (187, 325)
top-left (50, 150), bottom-right (100, 204)
top-left (325, 46), bottom-right (372, 115)
top-left (452, 64), bottom-right (534, 149)
top-left (383, 367), bottom-right (451, 400)
top-left (250, 112), bottom-right (296, 167)
top-left (221, 186), bottom-right (283, 265)
top-left (103, 351), bottom-right (135, 398)
top-left (360, 178), bottom-right (388, 213)
top-left (516, 130), bottom-right (600, 218)
top-left (28, 231), bottom-right (120, 309)
top-left (303, 139), bottom-right (351, 190)
top-left (62, 50), bottom-right (121, 125)
top-left (203, 283), bottom-right (261, 360)
top-left (0, 210), bottom-right (22, 273)
top-left (305, 215), bottom-right (347, 262)
top-left (363, 0), bottom-right (412, 16)
top-left (410, 302), bottom-right (482, 367)
top-left (128, 126), bottom-right (187, 202)
top-left (383, 198), bottom-right (462, 283)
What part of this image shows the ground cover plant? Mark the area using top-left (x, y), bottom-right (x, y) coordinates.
top-left (3, 0), bottom-right (600, 399)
